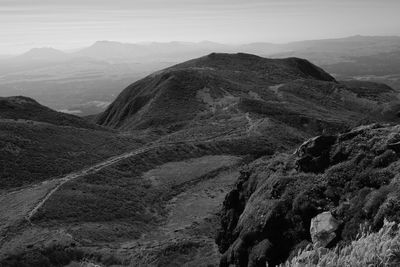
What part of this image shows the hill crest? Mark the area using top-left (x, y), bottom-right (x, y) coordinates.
top-left (0, 96), bottom-right (99, 129)
top-left (97, 53), bottom-right (339, 131)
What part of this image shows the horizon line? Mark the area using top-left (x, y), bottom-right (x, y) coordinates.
top-left (2, 34), bottom-right (400, 57)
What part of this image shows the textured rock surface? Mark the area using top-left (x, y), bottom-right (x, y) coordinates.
top-left (310, 211), bottom-right (340, 248)
top-left (217, 123), bottom-right (400, 266)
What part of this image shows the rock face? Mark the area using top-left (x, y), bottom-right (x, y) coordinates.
top-left (217, 123), bottom-right (400, 266)
top-left (310, 211), bottom-right (340, 248)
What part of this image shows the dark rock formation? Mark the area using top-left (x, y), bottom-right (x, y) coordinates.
top-left (295, 135), bottom-right (337, 173)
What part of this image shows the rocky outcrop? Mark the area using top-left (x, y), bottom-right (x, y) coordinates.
top-left (217, 123), bottom-right (400, 266)
top-left (295, 135), bottom-right (337, 173)
top-left (310, 212), bottom-right (340, 248)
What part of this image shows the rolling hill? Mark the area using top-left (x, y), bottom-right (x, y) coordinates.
top-left (0, 96), bottom-right (100, 129)
top-left (0, 97), bottom-right (144, 190)
top-left (97, 53), bottom-right (334, 129)
top-left (98, 53), bottom-right (400, 141)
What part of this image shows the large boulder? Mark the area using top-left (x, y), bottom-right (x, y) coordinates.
top-left (310, 211), bottom-right (340, 248)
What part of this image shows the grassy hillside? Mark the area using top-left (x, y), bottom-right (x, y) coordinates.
top-left (31, 138), bottom-right (275, 228)
top-left (0, 96), bottom-right (148, 190)
top-left (0, 120), bottom-right (142, 190)
top-left (0, 96), bottom-right (100, 129)
top-left (96, 53), bottom-right (336, 130)
top-left (97, 53), bottom-right (400, 143)
top-left (0, 139), bottom-right (274, 266)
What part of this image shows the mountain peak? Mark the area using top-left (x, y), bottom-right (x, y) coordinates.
top-left (173, 53), bottom-right (335, 82)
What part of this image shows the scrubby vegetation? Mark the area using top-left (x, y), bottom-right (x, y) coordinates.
top-left (31, 139), bottom-right (272, 242)
top-left (98, 53), bottom-right (400, 136)
top-left (0, 245), bottom-right (125, 267)
top-left (0, 121), bottom-right (142, 189)
top-left (283, 220), bottom-right (400, 267)
top-left (217, 123), bottom-right (400, 266)
top-left (0, 245), bottom-right (85, 267)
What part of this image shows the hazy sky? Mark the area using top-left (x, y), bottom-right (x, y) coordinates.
top-left (1, 0), bottom-right (400, 54)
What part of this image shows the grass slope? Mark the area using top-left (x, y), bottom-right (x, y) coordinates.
top-left (96, 53), bottom-right (400, 148)
top-left (0, 96), bottom-right (99, 129)
top-left (0, 121), bottom-right (142, 190)
top-left (96, 53), bottom-right (336, 131)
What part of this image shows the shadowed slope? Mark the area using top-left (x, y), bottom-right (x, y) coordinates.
top-left (0, 97), bottom-right (144, 190)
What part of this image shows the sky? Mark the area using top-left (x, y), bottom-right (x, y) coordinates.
top-left (1, 0), bottom-right (400, 54)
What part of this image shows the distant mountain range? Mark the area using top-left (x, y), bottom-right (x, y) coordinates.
top-left (16, 47), bottom-right (69, 61)
top-left (12, 35), bottom-right (400, 63)
top-left (0, 35), bottom-right (399, 117)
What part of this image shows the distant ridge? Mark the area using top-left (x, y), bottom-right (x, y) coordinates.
top-left (17, 47), bottom-right (68, 61)
top-left (5, 35), bottom-right (400, 63)
top-left (0, 96), bottom-right (99, 129)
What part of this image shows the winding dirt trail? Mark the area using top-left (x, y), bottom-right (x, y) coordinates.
top-left (1, 130), bottom-right (242, 231)
top-left (26, 145), bottom-right (158, 222)
top-left (0, 144), bottom-right (160, 240)
top-left (0, 131), bottom-right (246, 262)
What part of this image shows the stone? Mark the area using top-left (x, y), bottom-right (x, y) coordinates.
top-left (310, 211), bottom-right (340, 248)
top-left (295, 135), bottom-right (337, 173)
